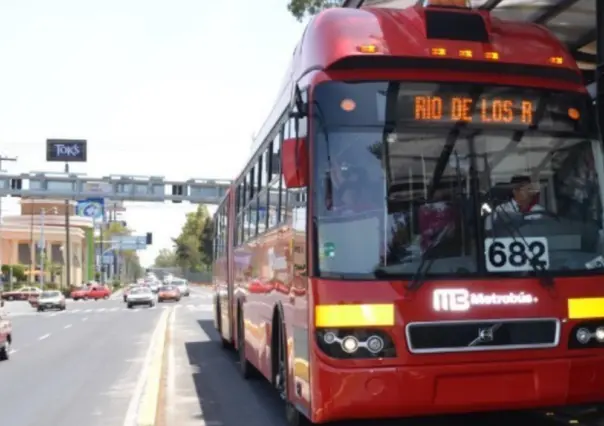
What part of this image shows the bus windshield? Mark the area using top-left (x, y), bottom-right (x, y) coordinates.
top-left (312, 81), bottom-right (604, 279)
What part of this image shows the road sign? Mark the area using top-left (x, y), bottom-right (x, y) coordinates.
top-left (46, 139), bottom-right (87, 162)
top-left (111, 235), bottom-right (147, 251)
top-left (76, 198), bottom-right (104, 219)
top-left (102, 252), bottom-right (114, 264)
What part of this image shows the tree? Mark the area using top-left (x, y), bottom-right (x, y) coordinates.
top-left (154, 248), bottom-right (177, 267)
top-left (287, 0), bottom-right (342, 21)
top-left (173, 205), bottom-right (212, 272)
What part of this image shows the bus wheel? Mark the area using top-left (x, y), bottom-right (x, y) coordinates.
top-left (216, 303), bottom-right (231, 350)
top-left (237, 309), bottom-right (258, 379)
top-left (277, 317), bottom-right (311, 426)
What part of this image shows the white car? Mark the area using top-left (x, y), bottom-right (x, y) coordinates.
top-left (171, 278), bottom-right (190, 296)
top-left (126, 287), bottom-right (155, 309)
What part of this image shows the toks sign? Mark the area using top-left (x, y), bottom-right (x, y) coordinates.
top-left (46, 139), bottom-right (87, 162)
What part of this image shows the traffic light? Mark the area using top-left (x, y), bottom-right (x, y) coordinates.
top-left (171, 184), bottom-right (183, 203)
top-left (146, 232), bottom-right (153, 245)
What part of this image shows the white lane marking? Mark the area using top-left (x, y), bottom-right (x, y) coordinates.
top-left (82, 317), bottom-right (88, 321)
top-left (122, 308), bottom-right (172, 426)
top-left (49, 313), bottom-right (57, 317)
top-left (64, 324), bottom-right (72, 329)
top-left (166, 306), bottom-right (176, 420)
top-left (84, 309), bottom-right (92, 313)
top-left (38, 333), bottom-right (50, 340)
top-left (9, 349), bottom-right (17, 354)
top-left (98, 308), bottom-right (106, 312)
top-left (72, 309), bottom-right (81, 313)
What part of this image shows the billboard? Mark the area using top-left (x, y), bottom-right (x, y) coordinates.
top-left (46, 139), bottom-right (87, 162)
top-left (76, 198), bottom-right (104, 219)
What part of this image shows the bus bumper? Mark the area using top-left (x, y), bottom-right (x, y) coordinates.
top-left (312, 356), bottom-right (604, 423)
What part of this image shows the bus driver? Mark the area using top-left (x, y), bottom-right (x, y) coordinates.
top-left (485, 175), bottom-right (544, 231)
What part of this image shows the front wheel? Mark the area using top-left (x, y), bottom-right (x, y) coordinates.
top-left (237, 309), bottom-right (258, 379)
top-left (276, 316), bottom-right (312, 426)
top-left (0, 340), bottom-right (10, 361)
top-left (127, 304), bottom-right (133, 309)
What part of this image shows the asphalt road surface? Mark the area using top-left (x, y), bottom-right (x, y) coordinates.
top-left (166, 288), bottom-right (604, 426)
top-left (0, 289), bottom-right (212, 426)
top-left (1, 286), bottom-right (602, 426)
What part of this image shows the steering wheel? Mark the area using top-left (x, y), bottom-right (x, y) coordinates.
top-left (523, 210), bottom-right (560, 221)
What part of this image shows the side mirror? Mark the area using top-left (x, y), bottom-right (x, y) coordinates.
top-left (282, 137), bottom-right (308, 188)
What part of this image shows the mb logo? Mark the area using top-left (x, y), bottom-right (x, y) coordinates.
top-left (433, 289), bottom-right (471, 311)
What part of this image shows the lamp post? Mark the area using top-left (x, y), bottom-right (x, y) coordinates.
top-left (38, 207), bottom-right (57, 290)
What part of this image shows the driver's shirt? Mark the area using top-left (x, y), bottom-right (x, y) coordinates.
top-left (484, 199), bottom-right (544, 231)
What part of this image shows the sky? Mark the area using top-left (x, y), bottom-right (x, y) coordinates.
top-left (0, 0), bottom-right (306, 266)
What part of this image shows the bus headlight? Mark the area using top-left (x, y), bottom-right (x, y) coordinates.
top-left (595, 327), bottom-right (604, 342)
top-left (366, 335), bottom-right (385, 353)
top-left (315, 329), bottom-right (396, 359)
top-left (341, 336), bottom-right (359, 353)
top-left (576, 328), bottom-right (591, 344)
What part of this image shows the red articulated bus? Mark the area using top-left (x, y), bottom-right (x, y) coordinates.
top-left (212, 1), bottom-right (604, 424)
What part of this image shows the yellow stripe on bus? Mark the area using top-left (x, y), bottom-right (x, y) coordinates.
top-left (315, 304), bottom-right (394, 327)
top-left (568, 298), bottom-right (604, 319)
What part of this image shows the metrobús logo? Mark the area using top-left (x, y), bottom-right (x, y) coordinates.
top-left (433, 288), bottom-right (538, 312)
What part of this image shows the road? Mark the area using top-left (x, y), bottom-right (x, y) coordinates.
top-left (165, 288), bottom-right (604, 426)
top-left (0, 289), bottom-right (212, 426)
top-left (0, 286), bottom-right (601, 426)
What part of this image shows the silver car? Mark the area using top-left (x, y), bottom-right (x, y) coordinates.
top-left (36, 291), bottom-right (66, 311)
top-left (126, 287), bottom-right (156, 309)
top-left (171, 279), bottom-right (190, 297)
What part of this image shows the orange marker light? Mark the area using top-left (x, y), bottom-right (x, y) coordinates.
top-left (340, 99), bottom-right (356, 112)
top-left (459, 49), bottom-right (472, 58)
top-left (549, 56), bottom-right (563, 65)
top-left (485, 51), bottom-right (499, 60)
top-left (568, 108), bottom-right (580, 120)
top-left (357, 44), bottom-right (378, 54)
top-left (431, 47), bottom-right (446, 56)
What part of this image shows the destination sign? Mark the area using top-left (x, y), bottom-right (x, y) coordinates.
top-left (414, 96), bottom-right (536, 125)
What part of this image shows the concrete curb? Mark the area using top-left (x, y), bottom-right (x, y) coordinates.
top-left (136, 307), bottom-right (172, 426)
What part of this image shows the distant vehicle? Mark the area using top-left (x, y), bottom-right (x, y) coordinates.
top-left (0, 300), bottom-right (12, 361)
top-left (34, 291), bottom-right (66, 312)
top-left (1, 286), bottom-right (41, 301)
top-left (71, 285), bottom-right (111, 301)
top-left (123, 284), bottom-right (140, 302)
top-left (126, 287), bottom-right (155, 309)
top-left (145, 279), bottom-right (160, 293)
top-left (171, 278), bottom-right (190, 296)
top-left (158, 285), bottom-right (181, 302)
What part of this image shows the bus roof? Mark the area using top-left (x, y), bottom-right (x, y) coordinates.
top-left (249, 1), bottom-right (588, 156)
top-left (343, 0), bottom-right (596, 84)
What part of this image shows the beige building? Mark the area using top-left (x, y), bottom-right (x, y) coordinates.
top-left (0, 199), bottom-right (94, 286)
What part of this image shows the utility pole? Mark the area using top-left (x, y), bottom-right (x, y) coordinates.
top-left (0, 155), bottom-right (17, 286)
top-left (65, 162), bottom-right (71, 289)
top-left (39, 208), bottom-right (45, 290)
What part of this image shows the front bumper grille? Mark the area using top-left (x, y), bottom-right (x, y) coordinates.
top-left (406, 318), bottom-right (560, 354)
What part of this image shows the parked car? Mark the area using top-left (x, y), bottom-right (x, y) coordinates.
top-left (0, 300), bottom-right (12, 361)
top-left (1, 286), bottom-right (41, 301)
top-left (34, 290), bottom-right (66, 311)
top-left (126, 287), bottom-right (155, 309)
top-left (158, 285), bottom-right (181, 302)
top-left (71, 285), bottom-right (111, 301)
top-left (171, 279), bottom-right (190, 297)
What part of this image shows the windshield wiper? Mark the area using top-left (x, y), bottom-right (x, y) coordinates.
top-left (488, 202), bottom-right (554, 288)
top-left (406, 224), bottom-right (453, 291)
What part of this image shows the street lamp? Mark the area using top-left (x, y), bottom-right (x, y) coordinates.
top-left (38, 207), bottom-right (58, 290)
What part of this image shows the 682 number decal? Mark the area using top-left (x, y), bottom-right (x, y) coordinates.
top-left (484, 237), bottom-right (549, 272)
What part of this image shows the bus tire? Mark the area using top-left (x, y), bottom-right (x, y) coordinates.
top-left (215, 301), bottom-right (231, 350)
top-left (237, 305), bottom-right (258, 379)
top-left (274, 311), bottom-right (311, 426)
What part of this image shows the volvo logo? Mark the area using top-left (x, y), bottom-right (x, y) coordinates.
top-left (468, 323), bottom-right (502, 347)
